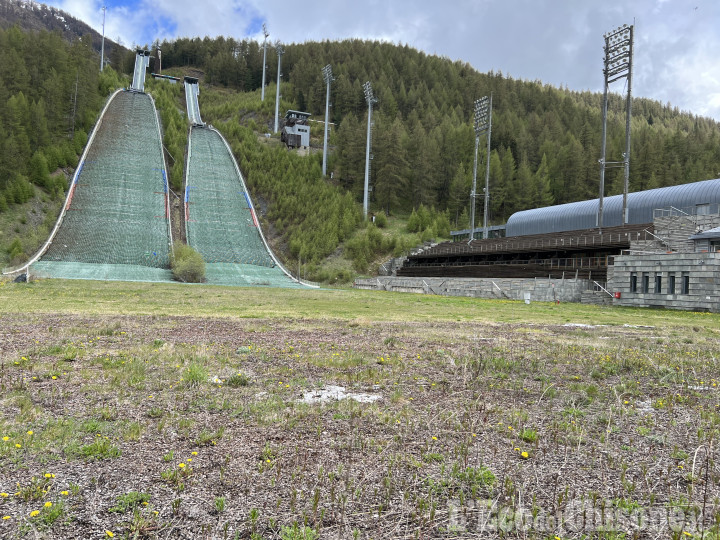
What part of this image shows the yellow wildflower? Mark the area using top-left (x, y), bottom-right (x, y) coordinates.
top-left (105, 531), bottom-right (115, 538)
top-left (44, 502), bottom-right (52, 508)
top-left (178, 463), bottom-right (185, 468)
top-left (30, 510), bottom-right (40, 517)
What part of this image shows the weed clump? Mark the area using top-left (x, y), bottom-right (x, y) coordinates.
top-left (170, 242), bottom-right (205, 283)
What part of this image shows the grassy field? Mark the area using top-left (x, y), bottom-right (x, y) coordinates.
top-left (0, 279), bottom-right (719, 539)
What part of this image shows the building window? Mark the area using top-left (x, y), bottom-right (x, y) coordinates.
top-left (668, 274), bottom-right (675, 294)
top-left (642, 273), bottom-right (650, 293)
top-left (630, 272), bottom-right (637, 293)
top-left (681, 273), bottom-right (690, 294)
top-left (655, 274), bottom-right (662, 293)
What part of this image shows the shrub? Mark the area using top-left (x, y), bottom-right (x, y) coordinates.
top-left (170, 242), bottom-right (205, 283)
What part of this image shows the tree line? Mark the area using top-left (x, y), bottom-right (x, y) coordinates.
top-left (0, 26), bottom-right (122, 213)
top-left (154, 37), bottom-right (720, 227)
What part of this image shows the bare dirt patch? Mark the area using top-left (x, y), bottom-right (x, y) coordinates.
top-left (0, 313), bottom-right (718, 538)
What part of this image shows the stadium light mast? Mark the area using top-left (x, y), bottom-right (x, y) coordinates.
top-left (322, 64), bottom-right (334, 177)
top-left (100, 5), bottom-right (106, 72)
top-left (274, 42), bottom-right (284, 133)
top-left (599, 23), bottom-right (634, 229)
top-left (468, 95), bottom-right (492, 242)
top-left (363, 81), bottom-right (378, 220)
top-left (261, 24), bottom-right (269, 101)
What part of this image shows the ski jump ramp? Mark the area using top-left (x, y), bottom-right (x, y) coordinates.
top-left (5, 77), bottom-right (311, 288)
top-left (183, 77), bottom-right (309, 288)
top-left (29, 89), bottom-right (174, 282)
top-left (185, 125), bottom-right (309, 288)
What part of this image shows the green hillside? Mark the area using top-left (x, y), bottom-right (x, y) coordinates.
top-left (150, 37), bottom-right (720, 280)
top-left (156, 37), bottom-right (720, 223)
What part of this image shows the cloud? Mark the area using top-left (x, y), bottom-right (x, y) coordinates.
top-left (42, 0), bottom-right (720, 120)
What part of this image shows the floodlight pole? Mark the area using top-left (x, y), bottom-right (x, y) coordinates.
top-left (363, 81), bottom-right (377, 220)
top-left (469, 130), bottom-right (480, 242)
top-left (599, 81), bottom-right (609, 229)
top-left (100, 6), bottom-right (106, 72)
top-left (274, 43), bottom-right (284, 133)
top-left (623, 26), bottom-right (634, 225)
top-left (261, 24), bottom-right (269, 101)
top-left (482, 94), bottom-right (493, 241)
top-left (599, 23), bottom-right (634, 229)
top-left (468, 95), bottom-right (491, 242)
top-left (322, 64), bottom-right (334, 177)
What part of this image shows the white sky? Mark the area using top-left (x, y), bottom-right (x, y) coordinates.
top-left (46, 0), bottom-right (720, 121)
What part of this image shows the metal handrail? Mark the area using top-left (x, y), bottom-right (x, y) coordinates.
top-left (593, 280), bottom-right (614, 297)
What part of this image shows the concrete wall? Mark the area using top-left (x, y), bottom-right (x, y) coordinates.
top-left (654, 214), bottom-right (720, 253)
top-left (354, 276), bottom-right (595, 303)
top-left (610, 252), bottom-right (720, 312)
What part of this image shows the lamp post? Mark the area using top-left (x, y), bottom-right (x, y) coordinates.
top-left (363, 81), bottom-right (378, 220)
top-left (468, 95), bottom-right (491, 242)
top-left (599, 23), bottom-right (634, 228)
top-left (100, 5), bottom-right (106, 72)
top-left (322, 64), bottom-right (334, 177)
top-left (261, 24), bottom-right (269, 101)
top-left (274, 42), bottom-right (284, 133)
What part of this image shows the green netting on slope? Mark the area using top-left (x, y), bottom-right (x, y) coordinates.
top-left (203, 263), bottom-right (307, 288)
top-left (186, 128), bottom-right (305, 288)
top-left (35, 91), bottom-right (171, 279)
top-left (31, 261), bottom-right (173, 283)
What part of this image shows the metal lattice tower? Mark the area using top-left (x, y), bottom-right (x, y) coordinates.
top-left (261, 24), bottom-right (269, 102)
top-left (363, 81), bottom-right (378, 220)
top-left (468, 95), bottom-right (492, 242)
top-left (322, 64), bottom-right (334, 177)
top-left (599, 23), bottom-right (634, 229)
top-left (274, 42), bottom-right (284, 133)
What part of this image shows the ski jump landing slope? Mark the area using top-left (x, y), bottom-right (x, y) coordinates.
top-left (185, 125), bottom-right (309, 288)
top-left (30, 90), bottom-right (174, 282)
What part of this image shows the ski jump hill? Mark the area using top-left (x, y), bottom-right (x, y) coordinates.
top-left (5, 51), bottom-right (309, 289)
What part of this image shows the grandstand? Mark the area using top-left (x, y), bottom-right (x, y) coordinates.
top-left (185, 126), bottom-right (307, 288)
top-left (30, 90), bottom-right (173, 282)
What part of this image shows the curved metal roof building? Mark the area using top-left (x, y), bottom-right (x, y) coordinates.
top-left (505, 178), bottom-right (720, 237)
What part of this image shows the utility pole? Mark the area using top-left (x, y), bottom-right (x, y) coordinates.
top-left (322, 64), bottom-right (334, 176)
top-left (274, 42), bottom-right (284, 133)
top-left (100, 5), bottom-right (106, 72)
top-left (261, 23), bottom-right (269, 101)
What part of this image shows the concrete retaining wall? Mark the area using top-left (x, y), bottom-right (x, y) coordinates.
top-left (354, 276), bottom-right (594, 303)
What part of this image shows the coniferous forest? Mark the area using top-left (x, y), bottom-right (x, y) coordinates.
top-left (154, 37), bottom-right (720, 226)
